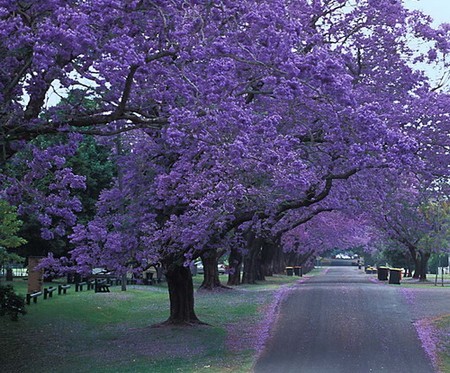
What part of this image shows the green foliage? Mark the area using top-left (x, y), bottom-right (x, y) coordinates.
top-left (0, 201), bottom-right (26, 276)
top-left (381, 247), bottom-right (410, 268)
top-left (418, 200), bottom-right (450, 253)
top-left (0, 285), bottom-right (26, 321)
top-left (0, 200), bottom-right (27, 249)
top-left (0, 247), bottom-right (24, 267)
top-left (8, 133), bottom-right (115, 257)
top-left (428, 253), bottom-right (449, 274)
top-left (67, 135), bottom-right (116, 223)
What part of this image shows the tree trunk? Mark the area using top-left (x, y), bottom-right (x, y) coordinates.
top-left (272, 246), bottom-right (287, 274)
top-left (199, 250), bottom-right (229, 290)
top-left (227, 247), bottom-right (242, 286)
top-left (261, 241), bottom-right (277, 277)
top-left (418, 251), bottom-right (430, 282)
top-left (242, 233), bottom-right (264, 284)
top-left (163, 262), bottom-right (204, 325)
top-left (407, 247), bottom-right (420, 279)
top-left (301, 251), bottom-right (315, 273)
top-left (404, 254), bottom-right (413, 277)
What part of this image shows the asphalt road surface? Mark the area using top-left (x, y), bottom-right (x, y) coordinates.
top-left (254, 267), bottom-right (435, 373)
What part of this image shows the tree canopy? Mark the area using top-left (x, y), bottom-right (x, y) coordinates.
top-left (1, 0), bottom-right (450, 324)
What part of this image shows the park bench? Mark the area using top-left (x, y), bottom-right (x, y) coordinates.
top-left (26, 291), bottom-right (42, 305)
top-left (58, 284), bottom-right (71, 295)
top-left (94, 279), bottom-right (111, 293)
top-left (43, 286), bottom-right (57, 299)
top-left (75, 281), bottom-right (88, 292)
top-left (88, 279), bottom-right (96, 290)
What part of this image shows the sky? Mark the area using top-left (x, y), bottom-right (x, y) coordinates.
top-left (404, 0), bottom-right (450, 25)
top-left (403, 0), bottom-right (450, 85)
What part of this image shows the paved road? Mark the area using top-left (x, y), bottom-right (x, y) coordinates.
top-left (254, 267), bottom-right (435, 373)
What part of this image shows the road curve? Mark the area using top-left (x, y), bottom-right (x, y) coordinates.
top-left (254, 267), bottom-right (435, 373)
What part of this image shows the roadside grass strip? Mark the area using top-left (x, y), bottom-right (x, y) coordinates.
top-left (433, 315), bottom-right (450, 373)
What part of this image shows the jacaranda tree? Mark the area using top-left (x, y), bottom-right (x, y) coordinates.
top-left (353, 170), bottom-right (450, 280)
top-left (2, 0), bottom-right (450, 324)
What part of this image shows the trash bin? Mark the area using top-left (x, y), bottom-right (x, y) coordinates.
top-left (365, 266), bottom-right (374, 274)
top-left (377, 266), bottom-right (389, 281)
top-left (293, 266), bottom-right (303, 277)
top-left (286, 267), bottom-right (294, 276)
top-left (389, 268), bottom-right (402, 284)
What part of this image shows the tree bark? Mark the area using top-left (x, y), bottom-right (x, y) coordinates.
top-left (227, 247), bottom-right (242, 286)
top-left (405, 255), bottom-right (413, 277)
top-left (242, 233), bottom-right (264, 284)
top-left (271, 245), bottom-right (287, 274)
top-left (163, 262), bottom-right (204, 325)
top-left (261, 241), bottom-right (277, 276)
top-left (406, 246), bottom-right (420, 279)
top-left (199, 250), bottom-right (229, 290)
top-left (418, 251), bottom-right (430, 282)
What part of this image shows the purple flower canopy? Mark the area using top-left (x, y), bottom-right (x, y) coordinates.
top-left (1, 0), bottom-right (449, 275)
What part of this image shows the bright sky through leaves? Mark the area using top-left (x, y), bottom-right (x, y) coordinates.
top-left (405, 0), bottom-right (450, 25)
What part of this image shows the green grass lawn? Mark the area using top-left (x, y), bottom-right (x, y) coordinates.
top-left (433, 315), bottom-right (450, 373)
top-left (0, 272), bottom-right (305, 373)
top-left (398, 274), bottom-right (450, 289)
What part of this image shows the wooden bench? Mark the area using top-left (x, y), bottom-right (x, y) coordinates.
top-left (88, 279), bottom-right (96, 290)
top-left (58, 284), bottom-right (71, 295)
top-left (43, 286), bottom-right (57, 299)
top-left (26, 291), bottom-right (42, 305)
top-left (95, 279), bottom-right (110, 293)
top-left (75, 281), bottom-right (87, 292)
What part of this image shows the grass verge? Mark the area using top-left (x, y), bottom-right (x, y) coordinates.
top-left (433, 315), bottom-right (450, 373)
top-left (0, 272), bottom-right (307, 373)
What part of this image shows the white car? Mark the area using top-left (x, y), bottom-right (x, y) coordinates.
top-left (196, 263), bottom-right (204, 274)
top-left (194, 263), bottom-right (226, 274)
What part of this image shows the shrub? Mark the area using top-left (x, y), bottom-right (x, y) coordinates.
top-left (0, 285), bottom-right (26, 321)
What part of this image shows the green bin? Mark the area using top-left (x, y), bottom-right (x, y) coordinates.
top-left (293, 266), bottom-right (303, 277)
top-left (389, 268), bottom-right (402, 284)
top-left (377, 267), bottom-right (389, 281)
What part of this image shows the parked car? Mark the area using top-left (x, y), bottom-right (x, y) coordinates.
top-left (218, 264), bottom-right (226, 274)
top-left (195, 262), bottom-right (204, 274)
top-left (194, 262), bottom-right (226, 275)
